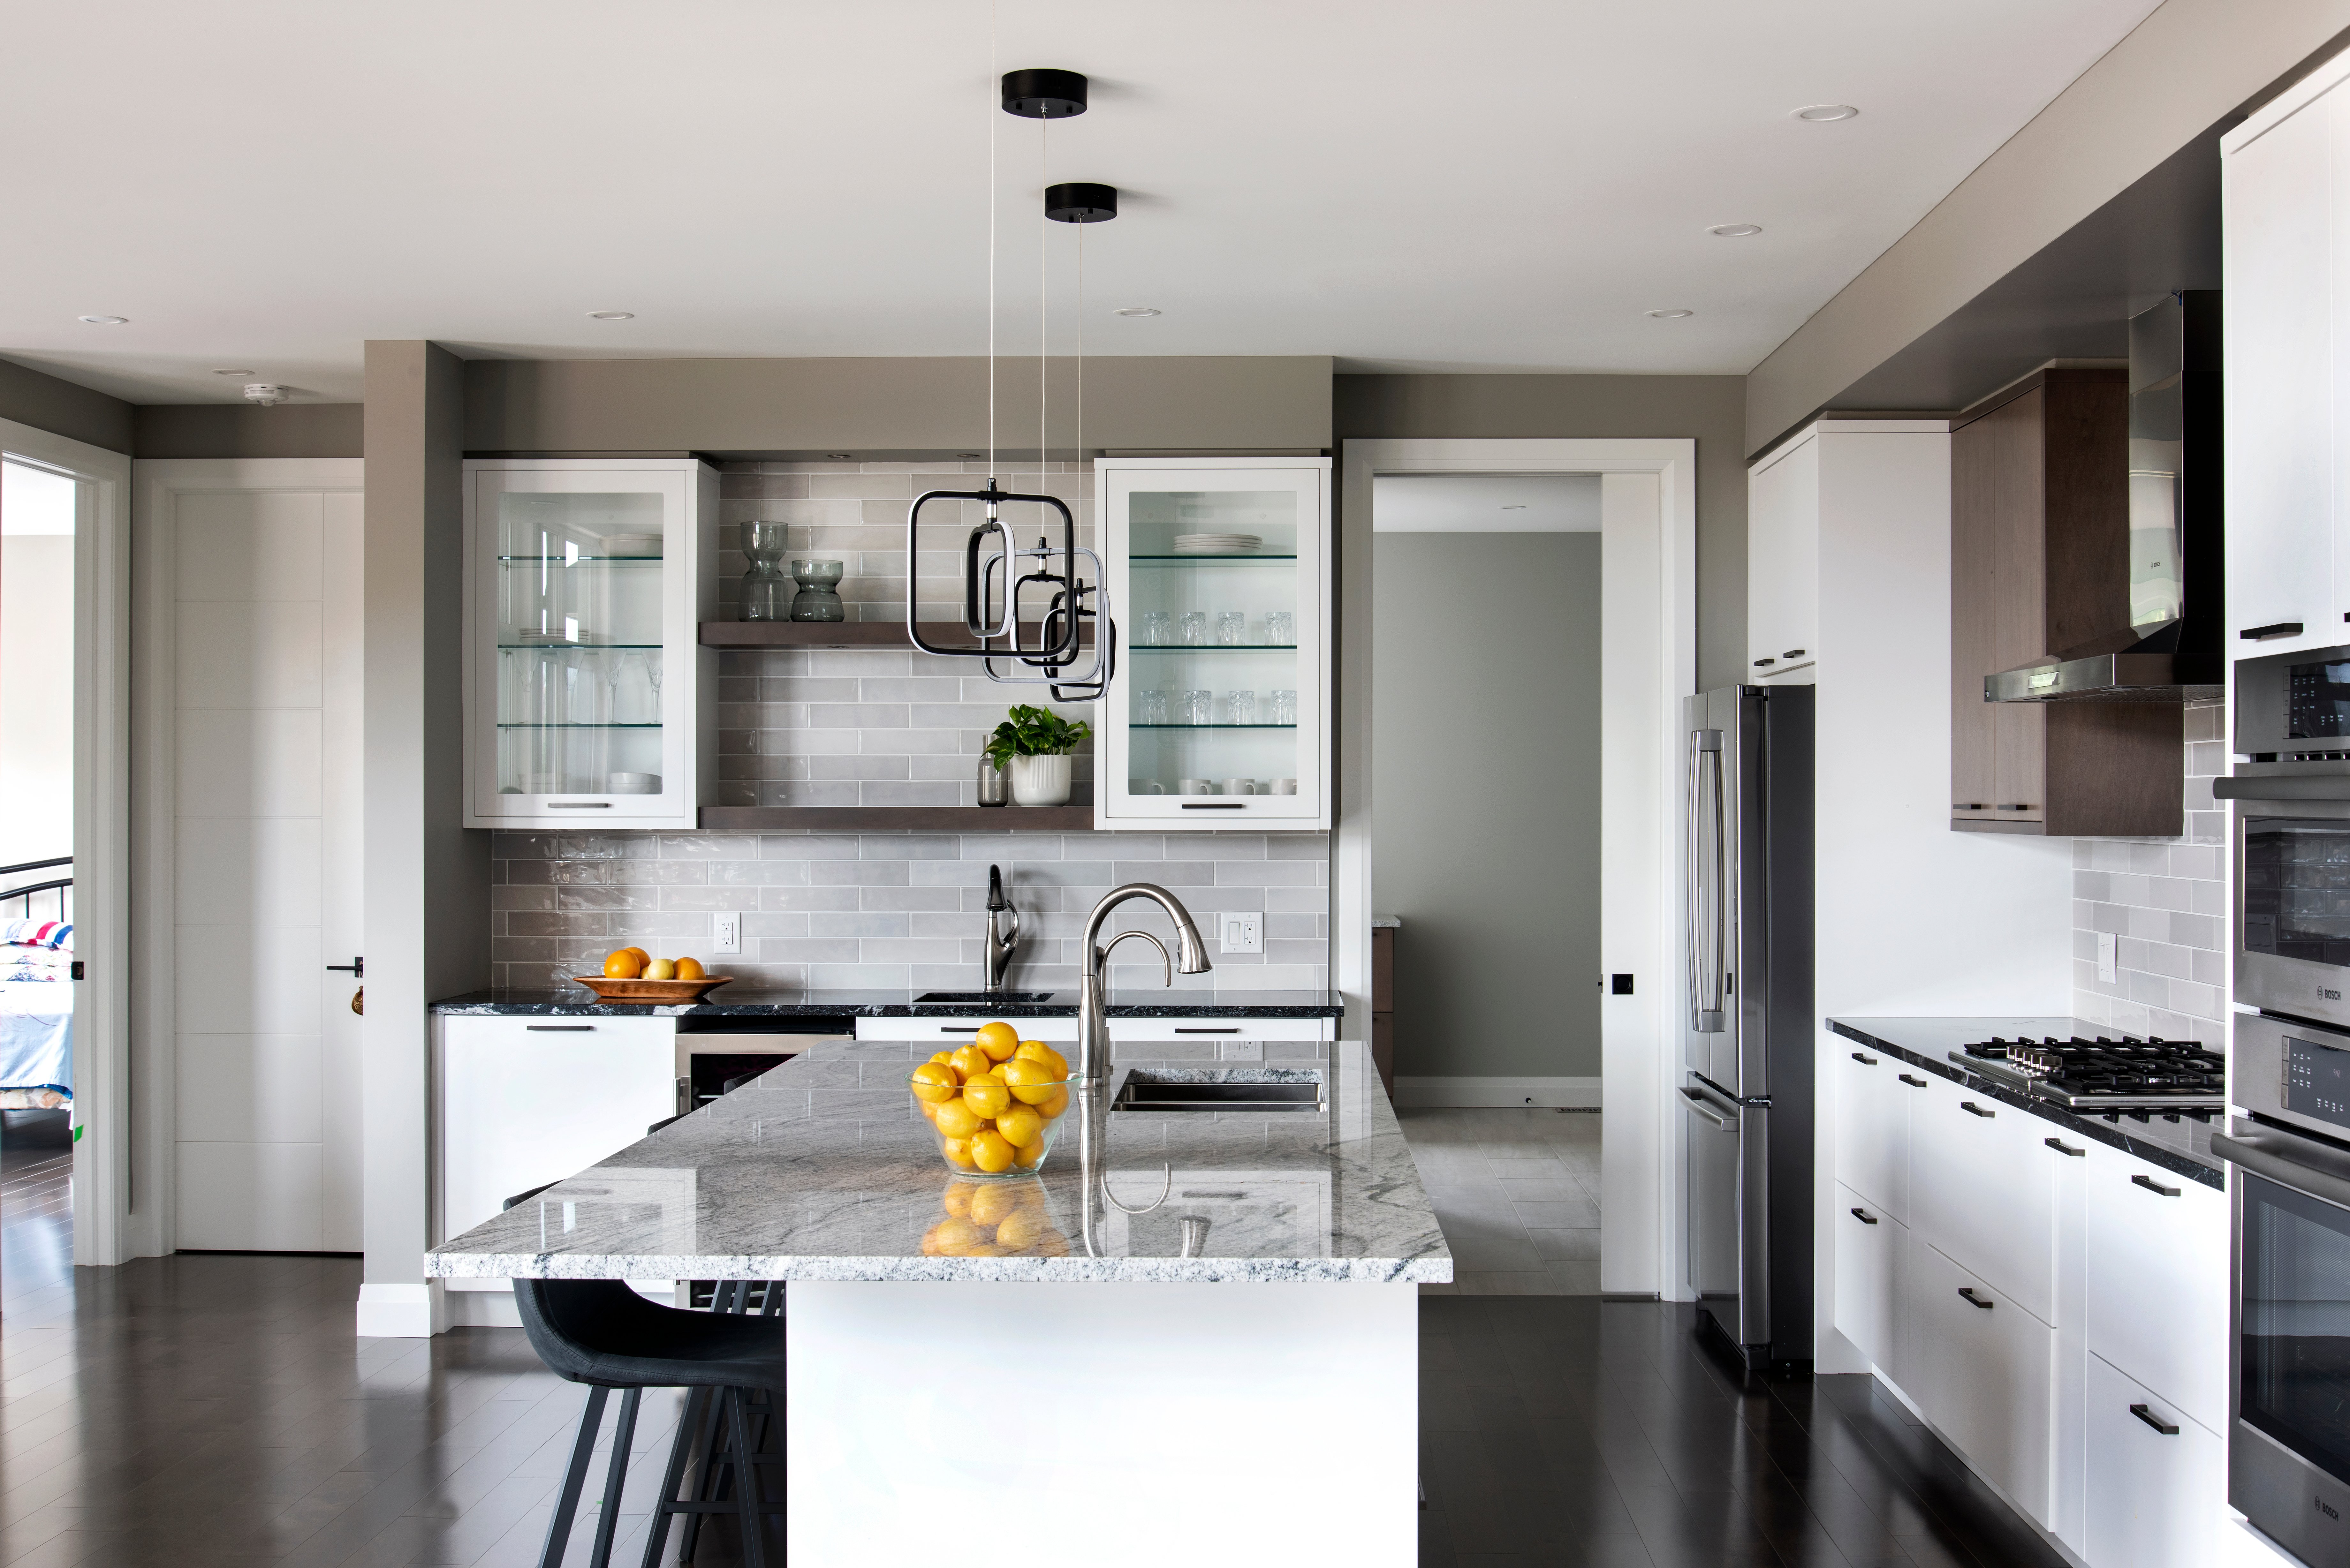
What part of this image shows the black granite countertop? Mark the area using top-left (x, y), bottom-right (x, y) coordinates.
top-left (1827, 1016), bottom-right (2225, 1191)
top-left (430, 987), bottom-right (1344, 1020)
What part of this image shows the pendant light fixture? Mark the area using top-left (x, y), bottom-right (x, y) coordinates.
top-left (904, 55), bottom-right (1119, 702)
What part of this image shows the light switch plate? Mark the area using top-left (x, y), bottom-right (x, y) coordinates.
top-left (714, 911), bottom-right (742, 956)
top-left (2096, 931), bottom-right (2117, 984)
top-left (1220, 913), bottom-right (1262, 954)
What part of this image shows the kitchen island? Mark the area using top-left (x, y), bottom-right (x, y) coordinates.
top-left (426, 1036), bottom-right (1444, 1567)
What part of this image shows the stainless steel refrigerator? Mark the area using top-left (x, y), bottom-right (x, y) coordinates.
top-left (1681, 684), bottom-right (1814, 1372)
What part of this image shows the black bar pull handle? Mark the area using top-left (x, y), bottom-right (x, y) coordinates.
top-left (2130, 1403), bottom-right (2180, 1436)
top-left (1782, 648), bottom-right (1806, 659)
top-left (1898, 1074), bottom-right (1927, 1088)
top-left (326, 956), bottom-right (364, 976)
top-left (1174, 1027), bottom-right (1240, 1034)
top-left (2132, 1173), bottom-right (2182, 1197)
top-left (1960, 1101), bottom-right (1995, 1118)
top-left (527, 1024), bottom-right (595, 1032)
top-left (2241, 622), bottom-right (2304, 641)
top-left (2045, 1137), bottom-right (2085, 1157)
top-left (1850, 1051), bottom-right (1878, 1065)
top-left (1753, 657), bottom-right (1776, 667)
top-left (1850, 1207), bottom-right (1878, 1225)
top-left (1958, 1288), bottom-right (1994, 1310)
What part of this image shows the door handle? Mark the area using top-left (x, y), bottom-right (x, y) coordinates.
top-left (2130, 1403), bottom-right (2180, 1436)
top-left (2132, 1173), bottom-right (2181, 1197)
top-left (326, 957), bottom-right (364, 976)
top-left (1960, 1101), bottom-right (1995, 1118)
top-left (1850, 1207), bottom-right (1878, 1225)
top-left (1958, 1288), bottom-right (1994, 1310)
top-left (1898, 1074), bottom-right (1927, 1088)
top-left (547, 802), bottom-right (614, 809)
top-left (1686, 730), bottom-right (1725, 1033)
top-left (2241, 622), bottom-right (2305, 641)
top-left (1781, 648), bottom-right (1805, 659)
top-left (2045, 1138), bottom-right (2084, 1157)
top-left (1173, 1027), bottom-right (1240, 1034)
top-left (527, 1024), bottom-right (596, 1032)
top-left (1849, 1052), bottom-right (1878, 1065)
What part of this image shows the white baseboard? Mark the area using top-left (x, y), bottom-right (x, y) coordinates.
top-left (1394, 1075), bottom-right (1602, 1109)
top-left (355, 1282), bottom-right (441, 1338)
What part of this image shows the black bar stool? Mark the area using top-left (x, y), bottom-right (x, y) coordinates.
top-left (503, 1185), bottom-right (786, 1568)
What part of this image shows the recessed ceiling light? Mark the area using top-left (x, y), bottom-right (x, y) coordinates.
top-left (1646, 309), bottom-right (1695, 319)
top-left (826, 453), bottom-right (853, 460)
top-left (1500, 504), bottom-right (1528, 511)
top-left (586, 310), bottom-right (635, 321)
top-left (1707, 224), bottom-right (1763, 238)
top-left (1112, 306), bottom-right (1162, 318)
top-left (1794, 104), bottom-right (1859, 122)
top-left (211, 367), bottom-right (255, 376)
top-left (79, 314), bottom-right (128, 325)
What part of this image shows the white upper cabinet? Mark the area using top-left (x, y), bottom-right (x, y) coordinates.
top-left (2225, 56), bottom-right (2348, 657)
top-left (463, 458), bottom-right (718, 828)
top-left (1747, 430), bottom-right (1820, 680)
top-left (1096, 457), bottom-right (1331, 830)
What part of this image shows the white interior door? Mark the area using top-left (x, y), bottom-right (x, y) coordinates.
top-left (141, 460), bottom-right (364, 1252)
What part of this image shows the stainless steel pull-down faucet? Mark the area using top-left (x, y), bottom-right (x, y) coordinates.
top-left (982, 864), bottom-right (1020, 992)
top-left (1074, 882), bottom-right (1211, 1094)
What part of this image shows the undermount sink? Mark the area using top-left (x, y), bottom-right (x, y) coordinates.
top-left (913, 991), bottom-right (1058, 1004)
top-left (1112, 1068), bottom-right (1325, 1113)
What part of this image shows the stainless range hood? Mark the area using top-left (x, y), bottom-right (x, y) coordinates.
top-left (1987, 290), bottom-right (2223, 703)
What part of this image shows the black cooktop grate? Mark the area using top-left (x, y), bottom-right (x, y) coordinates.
top-left (1958, 1036), bottom-right (2225, 1097)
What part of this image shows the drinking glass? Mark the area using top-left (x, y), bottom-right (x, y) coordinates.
top-left (1139, 610), bottom-right (1171, 646)
top-left (1179, 611), bottom-right (1208, 647)
top-left (1270, 689), bottom-right (1297, 724)
top-left (1263, 610), bottom-right (1294, 646)
top-left (1216, 610), bottom-right (1248, 647)
top-left (1138, 688), bottom-right (1171, 723)
top-left (1224, 689), bottom-right (1256, 724)
top-left (1182, 689), bottom-right (1214, 725)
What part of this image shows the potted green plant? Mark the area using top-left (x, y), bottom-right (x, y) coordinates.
top-left (983, 705), bottom-right (1092, 807)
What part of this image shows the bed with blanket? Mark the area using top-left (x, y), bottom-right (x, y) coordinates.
top-left (0, 917), bottom-right (71, 1112)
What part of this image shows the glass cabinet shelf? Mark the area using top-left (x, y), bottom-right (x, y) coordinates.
top-left (495, 722), bottom-right (664, 729)
top-left (1132, 723), bottom-right (1298, 731)
top-left (1131, 554), bottom-right (1297, 564)
top-left (495, 555), bottom-right (666, 564)
top-left (1129, 644), bottom-right (1298, 653)
top-left (496, 642), bottom-right (663, 650)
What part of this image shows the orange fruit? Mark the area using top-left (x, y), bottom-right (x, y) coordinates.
top-left (1001, 1058), bottom-right (1055, 1104)
top-left (962, 1073), bottom-right (1011, 1119)
top-left (934, 1099), bottom-right (984, 1139)
top-left (969, 1130), bottom-right (1016, 1173)
top-left (942, 1181), bottom-right (979, 1218)
top-left (975, 1021), bottom-right (1021, 1062)
top-left (910, 1063), bottom-right (959, 1104)
top-left (996, 1105), bottom-right (1043, 1147)
top-left (1035, 1085), bottom-right (1070, 1120)
top-left (949, 1044), bottom-right (993, 1081)
top-left (602, 950), bottom-right (643, 979)
top-left (675, 956), bottom-right (706, 980)
top-left (969, 1185), bottom-right (1022, 1227)
top-left (623, 946), bottom-right (650, 966)
top-left (1014, 1041), bottom-right (1068, 1076)
top-left (940, 1136), bottom-right (976, 1169)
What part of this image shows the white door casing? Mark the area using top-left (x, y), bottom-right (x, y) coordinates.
top-left (135, 459), bottom-right (364, 1254)
top-left (1337, 438), bottom-right (1697, 1300)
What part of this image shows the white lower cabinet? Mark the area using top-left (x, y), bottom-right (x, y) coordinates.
top-left (1834, 1044), bottom-right (1907, 1222)
top-left (2083, 1141), bottom-right (2231, 1433)
top-left (2084, 1353), bottom-right (2224, 1568)
top-left (1910, 1075), bottom-right (2057, 1322)
top-left (1833, 1181), bottom-right (1904, 1377)
top-left (1908, 1240), bottom-right (2057, 1527)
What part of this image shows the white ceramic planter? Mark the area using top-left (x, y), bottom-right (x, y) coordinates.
top-left (1010, 752), bottom-right (1073, 807)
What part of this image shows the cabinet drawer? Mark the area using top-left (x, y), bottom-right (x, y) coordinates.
top-left (2085, 1354), bottom-right (2224, 1568)
top-left (856, 1017), bottom-right (1080, 1044)
top-left (1907, 1241), bottom-right (2055, 1527)
top-left (2084, 1143), bottom-right (2229, 1433)
top-left (1110, 1016), bottom-right (1331, 1043)
top-left (1911, 1078), bottom-right (2057, 1322)
top-left (1834, 1045), bottom-right (1907, 1222)
top-left (1833, 1181), bottom-right (1903, 1376)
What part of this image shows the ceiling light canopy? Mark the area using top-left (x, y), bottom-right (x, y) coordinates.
top-left (79, 314), bottom-right (127, 325)
top-left (1794, 104), bottom-right (1860, 122)
top-left (1113, 306), bottom-right (1161, 317)
top-left (586, 310), bottom-right (635, 320)
top-left (1001, 67), bottom-right (1088, 119)
top-left (1646, 308), bottom-right (1694, 319)
top-left (212, 367), bottom-right (254, 376)
top-left (1707, 224), bottom-right (1762, 238)
top-left (1045, 182), bottom-right (1118, 223)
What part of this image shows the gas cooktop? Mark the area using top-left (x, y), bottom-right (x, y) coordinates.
top-left (1946, 1036), bottom-right (2225, 1114)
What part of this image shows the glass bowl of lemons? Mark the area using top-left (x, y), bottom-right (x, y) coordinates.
top-left (909, 1022), bottom-right (1074, 1179)
top-left (921, 1178), bottom-right (1072, 1258)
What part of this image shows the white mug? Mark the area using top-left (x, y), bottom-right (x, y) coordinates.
top-left (1222, 778), bottom-right (1256, 796)
top-left (1132, 779), bottom-right (1165, 795)
top-left (1270, 778), bottom-right (1298, 795)
top-left (1178, 778), bottom-right (1216, 795)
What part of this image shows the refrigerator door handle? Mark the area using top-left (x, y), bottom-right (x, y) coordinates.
top-left (1679, 1084), bottom-right (1737, 1130)
top-left (1687, 729), bottom-right (1725, 1033)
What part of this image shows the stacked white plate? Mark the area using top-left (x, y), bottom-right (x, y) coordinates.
top-left (1173, 532), bottom-right (1262, 555)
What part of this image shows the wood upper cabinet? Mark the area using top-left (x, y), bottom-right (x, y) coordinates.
top-left (1950, 370), bottom-right (2182, 836)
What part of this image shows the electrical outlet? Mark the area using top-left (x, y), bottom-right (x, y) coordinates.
top-left (714, 911), bottom-right (742, 956)
top-left (1222, 1039), bottom-right (1264, 1061)
top-left (1219, 913), bottom-right (1262, 954)
top-left (2096, 931), bottom-right (2117, 984)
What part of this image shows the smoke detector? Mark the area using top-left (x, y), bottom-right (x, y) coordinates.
top-left (243, 383), bottom-right (287, 406)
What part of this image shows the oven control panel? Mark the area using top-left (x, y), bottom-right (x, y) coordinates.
top-left (2286, 1033), bottom-right (2350, 1131)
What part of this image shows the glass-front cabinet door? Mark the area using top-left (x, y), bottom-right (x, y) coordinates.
top-left (465, 459), bottom-right (716, 828)
top-left (1098, 458), bottom-right (1330, 828)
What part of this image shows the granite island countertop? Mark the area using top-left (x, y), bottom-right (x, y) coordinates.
top-left (425, 1038), bottom-right (1449, 1285)
top-left (1828, 1015), bottom-right (2223, 1190)
top-left (429, 987), bottom-right (1343, 1019)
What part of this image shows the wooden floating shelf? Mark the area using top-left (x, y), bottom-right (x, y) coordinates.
top-left (697, 805), bottom-right (1095, 832)
top-left (700, 621), bottom-right (1093, 651)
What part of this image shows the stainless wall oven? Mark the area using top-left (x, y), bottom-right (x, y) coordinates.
top-left (2232, 798), bottom-right (2350, 1032)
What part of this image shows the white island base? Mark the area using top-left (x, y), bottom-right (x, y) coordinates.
top-left (787, 1279), bottom-right (1419, 1566)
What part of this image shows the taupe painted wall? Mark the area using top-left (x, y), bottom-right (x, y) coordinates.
top-left (134, 403), bottom-right (363, 459)
top-left (1747, 0), bottom-right (2350, 455)
top-left (465, 355), bottom-right (1332, 456)
top-left (362, 341), bottom-right (485, 1300)
top-left (0, 356), bottom-right (132, 453)
top-left (1335, 373), bottom-right (1748, 692)
top-left (1372, 531), bottom-right (1601, 1080)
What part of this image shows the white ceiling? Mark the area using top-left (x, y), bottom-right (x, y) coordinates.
top-left (0, 0), bottom-right (2164, 405)
top-left (1373, 474), bottom-right (1599, 531)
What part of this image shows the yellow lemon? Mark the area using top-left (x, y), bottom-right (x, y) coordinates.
top-left (642, 958), bottom-right (678, 981)
top-left (969, 1130), bottom-right (1016, 1173)
top-left (1015, 1041), bottom-right (1068, 1076)
top-left (940, 1136), bottom-right (976, 1169)
top-left (996, 1208), bottom-right (1053, 1250)
top-left (962, 1073), bottom-right (1012, 1119)
top-left (969, 1185), bottom-right (1022, 1228)
top-left (1035, 1084), bottom-right (1070, 1120)
top-left (1000, 1058), bottom-right (1054, 1104)
top-left (929, 1050), bottom-right (955, 1066)
top-left (918, 1098), bottom-right (942, 1124)
top-left (1012, 1137), bottom-right (1049, 1169)
top-left (975, 1021), bottom-right (1021, 1062)
top-left (602, 949), bottom-right (643, 979)
top-left (949, 1044), bottom-right (994, 1081)
top-left (996, 1105), bottom-right (1044, 1147)
top-left (934, 1098), bottom-right (984, 1139)
top-left (942, 1181), bottom-right (979, 1218)
top-left (675, 956), bottom-right (706, 980)
top-left (910, 1062), bottom-right (959, 1104)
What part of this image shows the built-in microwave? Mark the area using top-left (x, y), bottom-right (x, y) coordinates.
top-left (2235, 642), bottom-right (2350, 772)
top-left (2230, 797), bottom-right (2350, 1031)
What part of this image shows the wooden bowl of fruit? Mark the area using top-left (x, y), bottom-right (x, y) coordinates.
top-left (572, 947), bottom-right (733, 1004)
top-left (910, 1022), bottom-right (1073, 1178)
